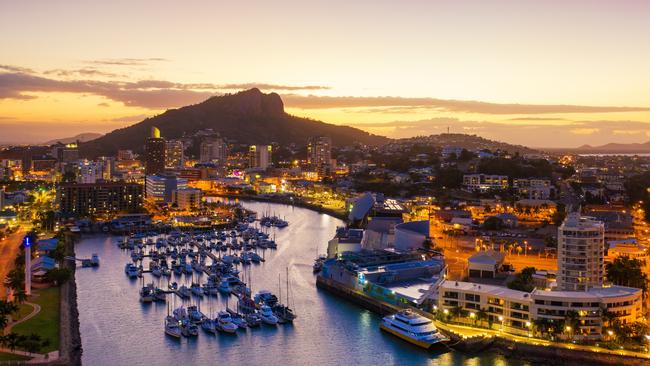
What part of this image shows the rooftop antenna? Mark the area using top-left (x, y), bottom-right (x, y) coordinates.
top-left (447, 126), bottom-right (450, 134)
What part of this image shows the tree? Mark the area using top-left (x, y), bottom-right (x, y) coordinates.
top-left (507, 267), bottom-right (536, 292)
top-left (45, 267), bottom-right (72, 285)
top-left (0, 300), bottom-right (19, 329)
top-left (606, 256), bottom-right (648, 293)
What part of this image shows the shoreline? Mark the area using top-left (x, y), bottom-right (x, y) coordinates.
top-left (206, 193), bottom-right (348, 221)
top-left (57, 233), bottom-right (82, 366)
top-left (316, 276), bottom-right (650, 366)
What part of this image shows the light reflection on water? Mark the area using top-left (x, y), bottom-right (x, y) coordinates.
top-left (75, 200), bottom-right (531, 366)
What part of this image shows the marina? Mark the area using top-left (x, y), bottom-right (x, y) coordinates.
top-left (74, 199), bottom-right (529, 365)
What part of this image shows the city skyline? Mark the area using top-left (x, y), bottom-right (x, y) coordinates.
top-left (2, 0), bottom-right (650, 147)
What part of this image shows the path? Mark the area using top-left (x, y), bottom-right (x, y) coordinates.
top-left (3, 301), bottom-right (41, 335)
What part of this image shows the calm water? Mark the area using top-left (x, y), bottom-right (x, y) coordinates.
top-left (75, 200), bottom-right (531, 366)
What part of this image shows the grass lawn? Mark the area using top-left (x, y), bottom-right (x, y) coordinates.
top-left (11, 287), bottom-right (60, 353)
top-left (0, 351), bottom-right (30, 361)
top-left (11, 303), bottom-right (35, 323)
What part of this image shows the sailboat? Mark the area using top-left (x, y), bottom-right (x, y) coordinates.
top-left (274, 268), bottom-right (297, 323)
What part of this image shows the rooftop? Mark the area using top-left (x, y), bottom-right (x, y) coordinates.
top-left (439, 280), bottom-right (532, 301)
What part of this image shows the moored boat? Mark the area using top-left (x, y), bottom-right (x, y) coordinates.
top-left (380, 310), bottom-right (449, 349)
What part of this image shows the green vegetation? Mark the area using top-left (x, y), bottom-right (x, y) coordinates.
top-left (507, 267), bottom-right (536, 292)
top-left (0, 351), bottom-right (30, 361)
top-left (12, 287), bottom-right (60, 353)
top-left (605, 256), bottom-right (648, 293)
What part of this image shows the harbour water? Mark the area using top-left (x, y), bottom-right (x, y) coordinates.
top-left (75, 200), bottom-right (531, 366)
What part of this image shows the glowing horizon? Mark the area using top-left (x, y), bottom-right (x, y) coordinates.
top-left (1, 0), bottom-right (650, 147)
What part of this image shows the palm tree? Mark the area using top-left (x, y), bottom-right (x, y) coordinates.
top-left (4, 332), bottom-right (20, 351)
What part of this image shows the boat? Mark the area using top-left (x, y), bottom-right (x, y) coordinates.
top-left (245, 312), bottom-right (262, 327)
top-left (254, 290), bottom-right (278, 306)
top-left (140, 283), bottom-right (155, 303)
top-left (259, 304), bottom-right (278, 325)
top-left (380, 310), bottom-right (449, 349)
top-left (191, 283), bottom-right (205, 297)
top-left (216, 311), bottom-right (238, 334)
top-left (165, 316), bottom-right (182, 339)
top-left (181, 320), bottom-right (199, 337)
top-left (90, 254), bottom-right (100, 266)
top-left (312, 260), bottom-right (323, 273)
top-left (218, 280), bottom-right (231, 294)
top-left (178, 285), bottom-right (191, 299)
top-left (273, 304), bottom-right (297, 323)
top-left (201, 318), bottom-right (217, 334)
top-left (188, 305), bottom-right (205, 322)
top-left (125, 263), bottom-right (139, 278)
top-left (226, 308), bottom-right (248, 329)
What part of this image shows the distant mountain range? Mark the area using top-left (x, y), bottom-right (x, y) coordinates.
top-left (572, 141), bottom-right (650, 153)
top-left (44, 133), bottom-right (103, 145)
top-left (80, 89), bottom-right (388, 157)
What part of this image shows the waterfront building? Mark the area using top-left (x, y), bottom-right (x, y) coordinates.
top-left (248, 145), bottom-right (272, 170)
top-left (327, 227), bottom-right (364, 258)
top-left (307, 136), bottom-right (332, 177)
top-left (199, 137), bottom-right (228, 165)
top-left (57, 182), bottom-right (144, 216)
top-left (172, 188), bottom-right (202, 210)
top-left (434, 280), bottom-right (642, 339)
top-left (145, 127), bottom-right (166, 175)
top-left (462, 174), bottom-right (509, 192)
top-left (165, 140), bottom-right (184, 169)
top-left (394, 220), bottom-right (430, 252)
top-left (557, 213), bottom-right (605, 292)
top-left (145, 174), bottom-right (188, 203)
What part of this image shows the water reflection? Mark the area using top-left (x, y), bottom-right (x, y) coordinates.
top-left (76, 200), bottom-right (529, 366)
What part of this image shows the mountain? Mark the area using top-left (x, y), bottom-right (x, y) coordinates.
top-left (569, 141), bottom-right (650, 154)
top-left (45, 132), bottom-right (103, 145)
top-left (80, 89), bottom-right (389, 157)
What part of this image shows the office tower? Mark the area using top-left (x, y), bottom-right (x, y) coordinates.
top-left (248, 145), bottom-right (272, 170)
top-left (308, 136), bottom-right (332, 177)
top-left (199, 138), bottom-right (228, 165)
top-left (145, 127), bottom-right (165, 175)
top-left (557, 212), bottom-right (605, 291)
top-left (145, 174), bottom-right (188, 203)
top-left (165, 140), bottom-right (184, 168)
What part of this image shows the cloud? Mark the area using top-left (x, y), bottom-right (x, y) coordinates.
top-left (104, 114), bottom-right (150, 123)
top-left (506, 117), bottom-right (570, 121)
top-left (282, 94), bottom-right (650, 115)
top-left (83, 58), bottom-right (169, 66)
top-left (218, 83), bottom-right (329, 91)
top-left (44, 68), bottom-right (124, 78)
top-left (570, 128), bottom-right (600, 135)
top-left (0, 64), bottom-right (35, 73)
top-left (97, 102), bottom-right (110, 107)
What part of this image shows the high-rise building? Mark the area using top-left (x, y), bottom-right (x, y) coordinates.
top-left (165, 140), bottom-right (184, 169)
top-left (172, 188), bottom-right (202, 210)
top-left (57, 182), bottom-right (144, 216)
top-left (557, 212), bottom-right (605, 291)
top-left (145, 127), bottom-right (165, 175)
top-left (248, 145), bottom-right (272, 170)
top-left (145, 174), bottom-right (188, 203)
top-left (199, 138), bottom-right (228, 165)
top-left (308, 136), bottom-right (332, 177)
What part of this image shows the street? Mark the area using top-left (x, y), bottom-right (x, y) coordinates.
top-left (0, 228), bottom-right (24, 298)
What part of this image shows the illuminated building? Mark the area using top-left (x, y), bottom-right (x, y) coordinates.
top-left (307, 136), bottom-right (332, 177)
top-left (462, 174), bottom-right (509, 192)
top-left (248, 145), bottom-right (272, 170)
top-left (145, 126), bottom-right (165, 175)
top-left (199, 137), bottom-right (228, 165)
top-left (557, 213), bottom-right (605, 291)
top-left (57, 182), bottom-right (144, 216)
top-left (172, 188), bottom-right (202, 210)
top-left (145, 174), bottom-right (187, 203)
top-left (165, 140), bottom-right (184, 169)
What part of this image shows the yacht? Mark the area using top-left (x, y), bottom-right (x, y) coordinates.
top-left (218, 280), bottom-right (231, 294)
top-left (216, 311), bottom-right (238, 334)
top-left (165, 316), bottom-right (182, 339)
top-left (380, 310), bottom-right (449, 349)
top-left (259, 304), bottom-right (278, 325)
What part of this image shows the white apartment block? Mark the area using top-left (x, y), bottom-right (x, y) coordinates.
top-left (435, 280), bottom-right (642, 339)
top-left (557, 213), bottom-right (605, 292)
top-left (463, 174), bottom-right (509, 192)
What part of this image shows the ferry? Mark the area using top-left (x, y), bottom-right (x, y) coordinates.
top-left (380, 310), bottom-right (449, 349)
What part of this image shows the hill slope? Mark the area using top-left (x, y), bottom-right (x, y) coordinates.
top-left (44, 133), bottom-right (103, 145)
top-left (80, 89), bottom-right (389, 157)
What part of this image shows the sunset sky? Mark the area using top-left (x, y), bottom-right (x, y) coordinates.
top-left (1, 0), bottom-right (650, 147)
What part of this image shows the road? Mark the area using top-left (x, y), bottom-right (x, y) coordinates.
top-left (0, 228), bottom-right (24, 298)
